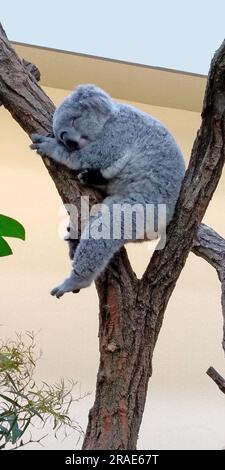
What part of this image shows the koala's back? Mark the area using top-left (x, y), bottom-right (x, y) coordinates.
top-left (106, 103), bottom-right (185, 219)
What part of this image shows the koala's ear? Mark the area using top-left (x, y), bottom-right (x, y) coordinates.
top-left (80, 93), bottom-right (114, 116)
top-left (75, 85), bottom-right (114, 115)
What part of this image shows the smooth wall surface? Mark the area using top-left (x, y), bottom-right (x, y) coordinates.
top-left (0, 87), bottom-right (225, 450)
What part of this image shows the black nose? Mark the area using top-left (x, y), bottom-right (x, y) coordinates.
top-left (65, 139), bottom-right (79, 151)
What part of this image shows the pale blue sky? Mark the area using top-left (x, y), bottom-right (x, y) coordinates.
top-left (1, 0), bottom-right (225, 74)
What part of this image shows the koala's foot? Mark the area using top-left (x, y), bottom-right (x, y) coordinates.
top-left (77, 169), bottom-right (107, 187)
top-left (77, 169), bottom-right (89, 185)
top-left (50, 278), bottom-right (78, 299)
top-left (50, 271), bottom-right (90, 299)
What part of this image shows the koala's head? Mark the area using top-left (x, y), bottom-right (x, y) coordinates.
top-left (53, 84), bottom-right (115, 151)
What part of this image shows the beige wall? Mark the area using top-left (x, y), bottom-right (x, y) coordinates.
top-left (0, 87), bottom-right (225, 450)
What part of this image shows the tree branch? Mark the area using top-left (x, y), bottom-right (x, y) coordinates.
top-left (0, 24), bottom-right (40, 106)
top-left (139, 38), bottom-right (225, 357)
top-left (193, 224), bottom-right (225, 351)
top-left (207, 367), bottom-right (225, 394)
top-left (21, 59), bottom-right (41, 82)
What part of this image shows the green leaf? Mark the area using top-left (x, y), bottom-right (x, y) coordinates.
top-left (0, 393), bottom-right (20, 407)
top-left (0, 214), bottom-right (25, 240)
top-left (5, 372), bottom-right (18, 391)
top-left (0, 424), bottom-right (8, 434)
top-left (0, 353), bottom-right (13, 368)
top-left (20, 418), bottom-right (31, 437)
top-left (1, 414), bottom-right (18, 444)
top-left (11, 418), bottom-right (23, 444)
top-left (0, 237), bottom-right (12, 257)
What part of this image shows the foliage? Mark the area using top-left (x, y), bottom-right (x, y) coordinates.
top-left (0, 214), bottom-right (25, 256)
top-left (0, 332), bottom-right (84, 449)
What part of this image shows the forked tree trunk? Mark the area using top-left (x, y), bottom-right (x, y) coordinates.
top-left (0, 24), bottom-right (225, 449)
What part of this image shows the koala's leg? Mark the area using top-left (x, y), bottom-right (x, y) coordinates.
top-left (64, 227), bottom-right (80, 260)
top-left (50, 194), bottom-right (146, 298)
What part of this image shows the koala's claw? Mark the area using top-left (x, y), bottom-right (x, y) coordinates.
top-left (30, 143), bottom-right (46, 156)
top-left (77, 169), bottom-right (89, 185)
top-left (31, 133), bottom-right (47, 143)
top-left (50, 286), bottom-right (80, 298)
top-left (30, 134), bottom-right (49, 148)
top-left (50, 287), bottom-right (65, 299)
top-left (50, 276), bottom-right (81, 298)
top-left (30, 134), bottom-right (56, 157)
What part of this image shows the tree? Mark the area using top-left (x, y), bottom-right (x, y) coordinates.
top-left (0, 23), bottom-right (224, 449)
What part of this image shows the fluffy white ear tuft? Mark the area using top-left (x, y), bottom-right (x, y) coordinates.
top-left (74, 84), bottom-right (114, 115)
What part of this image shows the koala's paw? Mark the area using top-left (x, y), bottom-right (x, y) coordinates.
top-left (50, 276), bottom-right (80, 299)
top-left (77, 169), bottom-right (89, 185)
top-left (30, 134), bottom-right (56, 158)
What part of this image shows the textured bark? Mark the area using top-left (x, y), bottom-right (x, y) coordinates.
top-left (21, 58), bottom-right (41, 82)
top-left (193, 224), bottom-right (225, 351)
top-left (207, 367), bottom-right (225, 394)
top-left (0, 25), bottom-right (225, 449)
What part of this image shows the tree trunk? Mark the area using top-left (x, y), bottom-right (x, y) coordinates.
top-left (0, 24), bottom-right (225, 449)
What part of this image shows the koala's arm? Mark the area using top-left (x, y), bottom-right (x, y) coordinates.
top-left (30, 131), bottom-right (131, 178)
top-left (30, 134), bottom-right (80, 169)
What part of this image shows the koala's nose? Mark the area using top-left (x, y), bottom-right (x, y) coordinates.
top-left (65, 139), bottom-right (79, 151)
top-left (60, 131), bottom-right (79, 151)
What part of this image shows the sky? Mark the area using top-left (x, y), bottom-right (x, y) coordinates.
top-left (1, 0), bottom-right (225, 75)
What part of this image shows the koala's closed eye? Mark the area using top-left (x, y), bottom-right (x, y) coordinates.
top-left (71, 116), bottom-right (80, 126)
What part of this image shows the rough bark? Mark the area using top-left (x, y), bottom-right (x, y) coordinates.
top-left (193, 224), bottom-right (225, 351)
top-left (0, 25), bottom-right (225, 449)
top-left (207, 367), bottom-right (225, 394)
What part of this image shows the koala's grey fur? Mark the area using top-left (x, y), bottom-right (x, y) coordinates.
top-left (31, 84), bottom-right (185, 298)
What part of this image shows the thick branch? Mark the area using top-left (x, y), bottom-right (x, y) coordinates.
top-left (0, 24), bottom-right (40, 106)
top-left (139, 40), bottom-right (225, 344)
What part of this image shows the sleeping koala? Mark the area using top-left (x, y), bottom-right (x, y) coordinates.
top-left (31, 84), bottom-right (185, 298)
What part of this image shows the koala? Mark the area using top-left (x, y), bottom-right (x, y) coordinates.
top-left (31, 84), bottom-right (185, 298)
